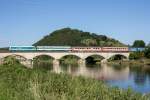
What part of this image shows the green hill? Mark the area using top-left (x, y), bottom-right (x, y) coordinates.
top-left (34, 28), bottom-right (125, 47)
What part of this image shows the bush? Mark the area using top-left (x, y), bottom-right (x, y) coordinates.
top-left (3, 56), bottom-right (20, 66)
top-left (132, 40), bottom-right (145, 47)
top-left (144, 47), bottom-right (150, 58)
top-left (129, 52), bottom-right (145, 60)
top-left (0, 63), bottom-right (149, 100)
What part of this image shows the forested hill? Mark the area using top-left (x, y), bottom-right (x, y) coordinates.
top-left (34, 28), bottom-right (125, 46)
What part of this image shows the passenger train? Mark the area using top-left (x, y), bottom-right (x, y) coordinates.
top-left (9, 46), bottom-right (134, 52)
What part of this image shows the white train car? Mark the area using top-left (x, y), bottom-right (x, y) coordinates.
top-left (36, 46), bottom-right (71, 51)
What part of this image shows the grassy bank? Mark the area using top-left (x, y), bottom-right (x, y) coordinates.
top-left (107, 59), bottom-right (150, 66)
top-left (0, 63), bottom-right (149, 100)
top-left (107, 60), bottom-right (129, 65)
top-left (129, 59), bottom-right (150, 65)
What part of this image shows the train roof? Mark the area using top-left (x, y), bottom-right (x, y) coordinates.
top-left (71, 46), bottom-right (128, 48)
top-left (36, 46), bottom-right (71, 48)
top-left (9, 46), bottom-right (130, 48)
top-left (10, 46), bottom-right (35, 47)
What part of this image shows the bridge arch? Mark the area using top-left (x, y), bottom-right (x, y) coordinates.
top-left (32, 54), bottom-right (54, 69)
top-left (85, 54), bottom-right (105, 64)
top-left (107, 54), bottom-right (128, 61)
top-left (1, 54), bottom-right (29, 66)
top-left (32, 54), bottom-right (55, 60)
top-left (83, 54), bottom-right (105, 60)
top-left (59, 54), bottom-right (81, 64)
top-left (60, 54), bottom-right (81, 59)
top-left (2, 54), bottom-right (27, 61)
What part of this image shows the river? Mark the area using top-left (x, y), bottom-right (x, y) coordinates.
top-left (34, 63), bottom-right (150, 94)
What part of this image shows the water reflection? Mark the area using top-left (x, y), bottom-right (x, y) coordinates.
top-left (34, 62), bottom-right (150, 93)
top-left (33, 62), bottom-right (52, 70)
top-left (130, 66), bottom-right (146, 86)
top-left (52, 63), bottom-right (129, 80)
top-left (108, 65), bottom-right (150, 93)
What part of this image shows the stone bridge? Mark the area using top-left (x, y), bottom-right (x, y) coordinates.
top-left (0, 52), bottom-right (129, 68)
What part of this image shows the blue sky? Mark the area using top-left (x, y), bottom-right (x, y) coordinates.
top-left (0, 0), bottom-right (150, 47)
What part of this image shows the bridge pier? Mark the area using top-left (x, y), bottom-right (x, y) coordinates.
top-left (101, 59), bottom-right (108, 63)
top-left (53, 59), bottom-right (60, 65)
top-left (0, 58), bottom-right (3, 65)
top-left (78, 59), bottom-right (86, 65)
top-left (53, 59), bottom-right (61, 73)
top-left (21, 59), bottom-right (33, 68)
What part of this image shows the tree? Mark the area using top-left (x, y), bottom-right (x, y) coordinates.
top-left (81, 39), bottom-right (97, 46)
top-left (3, 56), bottom-right (20, 65)
top-left (147, 42), bottom-right (150, 47)
top-left (132, 40), bottom-right (145, 47)
top-left (129, 52), bottom-right (145, 60)
top-left (144, 47), bottom-right (150, 58)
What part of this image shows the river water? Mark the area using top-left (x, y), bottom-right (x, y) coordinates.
top-left (35, 63), bottom-right (150, 94)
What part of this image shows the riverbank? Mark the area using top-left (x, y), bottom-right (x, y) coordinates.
top-left (107, 59), bottom-right (150, 66)
top-left (0, 63), bottom-right (149, 100)
top-left (129, 59), bottom-right (150, 66)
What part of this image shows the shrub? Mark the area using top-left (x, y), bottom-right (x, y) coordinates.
top-left (0, 63), bottom-right (149, 100)
top-left (144, 47), bottom-right (150, 58)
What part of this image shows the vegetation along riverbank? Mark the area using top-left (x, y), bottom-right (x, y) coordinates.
top-left (0, 58), bottom-right (150, 100)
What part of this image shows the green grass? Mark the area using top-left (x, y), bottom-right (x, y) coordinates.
top-left (0, 63), bottom-right (149, 100)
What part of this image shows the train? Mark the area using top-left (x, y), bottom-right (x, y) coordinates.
top-left (9, 46), bottom-right (71, 52)
top-left (9, 46), bottom-right (139, 52)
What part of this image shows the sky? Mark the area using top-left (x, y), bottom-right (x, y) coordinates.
top-left (0, 0), bottom-right (150, 47)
